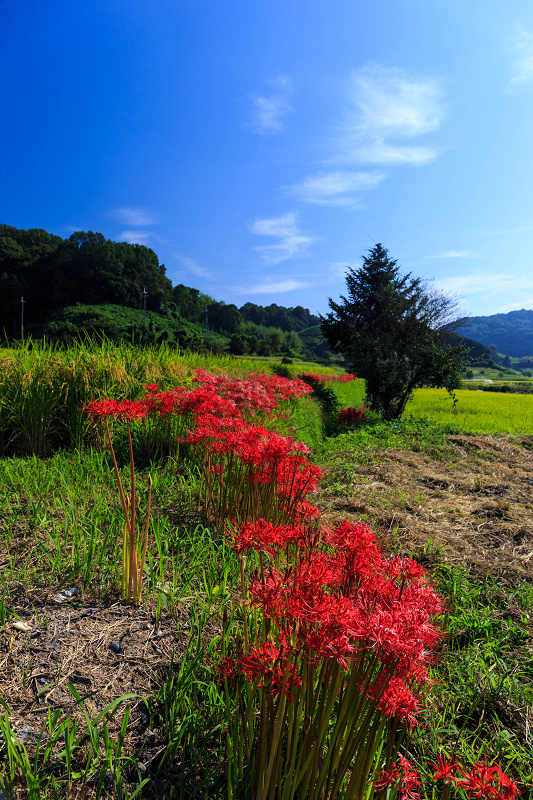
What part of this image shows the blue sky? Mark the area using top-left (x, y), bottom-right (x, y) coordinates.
top-left (3, 0), bottom-right (533, 318)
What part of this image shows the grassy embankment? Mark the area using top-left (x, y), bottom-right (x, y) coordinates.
top-left (0, 344), bottom-right (531, 798)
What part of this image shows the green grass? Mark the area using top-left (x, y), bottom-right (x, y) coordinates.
top-left (0, 449), bottom-right (234, 798)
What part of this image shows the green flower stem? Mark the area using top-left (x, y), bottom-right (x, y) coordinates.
top-left (256, 648), bottom-right (296, 800)
top-left (126, 419), bottom-right (137, 602)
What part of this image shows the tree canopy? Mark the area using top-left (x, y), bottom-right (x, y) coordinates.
top-left (321, 243), bottom-right (467, 420)
top-left (0, 225), bottom-right (172, 334)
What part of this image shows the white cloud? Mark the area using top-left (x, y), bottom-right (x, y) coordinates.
top-left (243, 278), bottom-right (308, 294)
top-left (250, 212), bottom-right (315, 263)
top-left (111, 207), bottom-right (158, 245)
top-left (286, 170), bottom-right (385, 205)
top-left (119, 230), bottom-right (152, 245)
top-left (436, 271), bottom-right (533, 297)
top-left (338, 64), bottom-right (444, 166)
top-left (111, 207), bottom-right (157, 226)
top-left (249, 76), bottom-right (293, 134)
top-left (509, 27), bottom-right (533, 85)
top-left (174, 253), bottom-right (213, 279)
top-left (353, 142), bottom-right (437, 166)
top-left (329, 262), bottom-right (352, 280)
top-left (428, 250), bottom-right (480, 259)
top-left (494, 298), bottom-right (533, 313)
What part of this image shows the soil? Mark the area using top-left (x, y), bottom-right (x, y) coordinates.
top-left (317, 433), bottom-right (533, 580)
top-left (0, 588), bottom-right (222, 799)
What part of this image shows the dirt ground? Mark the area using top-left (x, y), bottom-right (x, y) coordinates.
top-left (318, 433), bottom-right (533, 580)
top-left (0, 588), bottom-right (221, 798)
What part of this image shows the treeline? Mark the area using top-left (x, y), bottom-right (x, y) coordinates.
top-left (0, 225), bottom-right (330, 361)
top-left (0, 226), bottom-right (172, 335)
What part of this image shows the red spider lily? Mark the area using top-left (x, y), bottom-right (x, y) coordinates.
top-left (377, 677), bottom-right (420, 728)
top-left (455, 760), bottom-right (521, 799)
top-left (374, 757), bottom-right (421, 799)
top-left (83, 398), bottom-right (148, 420)
top-left (219, 639), bottom-right (302, 700)
top-left (386, 557), bottom-right (427, 585)
top-left (292, 501), bottom-right (321, 523)
top-left (338, 406), bottom-right (367, 425)
top-left (429, 754), bottom-right (460, 785)
top-left (82, 398), bottom-right (151, 604)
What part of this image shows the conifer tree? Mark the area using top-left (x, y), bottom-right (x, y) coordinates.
top-left (321, 244), bottom-right (467, 420)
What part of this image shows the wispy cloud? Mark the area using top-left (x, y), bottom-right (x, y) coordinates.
top-left (110, 206), bottom-right (158, 245)
top-left (428, 250), bottom-right (480, 259)
top-left (285, 170), bottom-right (385, 206)
top-left (509, 27), bottom-right (533, 86)
top-left (242, 278), bottom-right (308, 294)
top-left (494, 298), bottom-right (533, 313)
top-left (250, 213), bottom-right (315, 263)
top-left (436, 271), bottom-right (533, 297)
top-left (119, 230), bottom-right (152, 245)
top-left (249, 76), bottom-right (293, 135)
top-left (329, 262), bottom-right (352, 280)
top-left (337, 65), bottom-right (444, 166)
top-left (111, 207), bottom-right (157, 226)
top-left (174, 253), bottom-right (213, 280)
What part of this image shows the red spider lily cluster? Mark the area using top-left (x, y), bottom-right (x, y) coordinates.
top-left (141, 371), bottom-right (318, 524)
top-left (193, 369), bottom-right (312, 418)
top-left (183, 416), bottom-right (321, 524)
top-left (375, 755), bottom-right (521, 799)
top-left (338, 406), bottom-right (367, 426)
top-left (81, 370), bottom-right (320, 602)
top-left (220, 518), bottom-right (447, 800)
top-left (429, 755), bottom-right (520, 799)
top-left (299, 372), bottom-right (358, 387)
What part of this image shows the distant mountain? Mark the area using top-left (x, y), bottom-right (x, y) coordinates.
top-left (458, 309), bottom-right (533, 358)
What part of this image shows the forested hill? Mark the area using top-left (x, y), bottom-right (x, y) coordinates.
top-left (0, 225), bottom-right (172, 327)
top-left (458, 310), bottom-right (533, 358)
top-left (0, 224), bottom-right (324, 358)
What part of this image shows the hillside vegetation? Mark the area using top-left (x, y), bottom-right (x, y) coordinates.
top-left (0, 225), bottom-right (328, 362)
top-left (459, 308), bottom-right (533, 359)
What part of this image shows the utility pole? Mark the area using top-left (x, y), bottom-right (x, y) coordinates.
top-left (142, 287), bottom-right (148, 328)
top-left (205, 307), bottom-right (209, 340)
top-left (20, 296), bottom-right (25, 342)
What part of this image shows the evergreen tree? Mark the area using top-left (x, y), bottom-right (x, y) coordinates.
top-left (321, 244), bottom-right (467, 420)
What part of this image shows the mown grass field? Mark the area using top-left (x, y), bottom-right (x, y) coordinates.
top-left (0, 344), bottom-right (531, 799)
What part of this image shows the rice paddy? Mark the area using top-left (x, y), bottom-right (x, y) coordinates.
top-left (407, 387), bottom-right (533, 435)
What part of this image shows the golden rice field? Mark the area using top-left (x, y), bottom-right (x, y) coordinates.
top-left (407, 387), bottom-right (533, 434)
